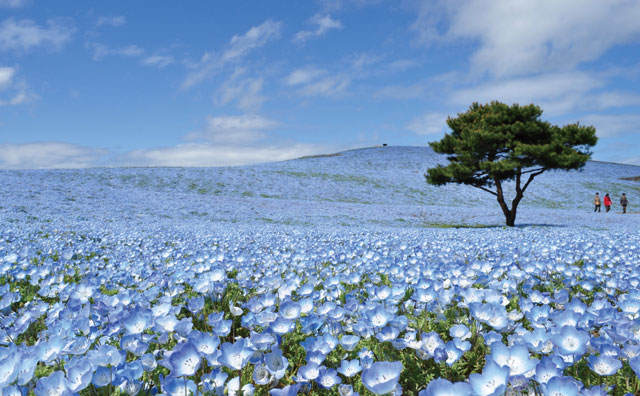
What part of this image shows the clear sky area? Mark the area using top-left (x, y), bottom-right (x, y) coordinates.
top-left (1, 0), bottom-right (640, 168)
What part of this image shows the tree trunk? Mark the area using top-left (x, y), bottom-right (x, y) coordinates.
top-left (494, 179), bottom-right (515, 226)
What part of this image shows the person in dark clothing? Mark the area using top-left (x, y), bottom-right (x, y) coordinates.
top-left (621, 193), bottom-right (629, 214)
top-left (594, 192), bottom-right (601, 212)
top-left (604, 193), bottom-right (612, 212)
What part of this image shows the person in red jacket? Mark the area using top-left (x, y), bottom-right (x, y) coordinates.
top-left (603, 193), bottom-right (612, 212)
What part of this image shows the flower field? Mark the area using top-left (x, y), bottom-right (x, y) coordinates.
top-left (1, 147), bottom-right (640, 396)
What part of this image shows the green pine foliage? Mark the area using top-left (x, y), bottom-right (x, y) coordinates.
top-left (426, 101), bottom-right (597, 226)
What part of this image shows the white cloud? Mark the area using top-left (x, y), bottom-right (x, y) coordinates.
top-left (373, 82), bottom-right (427, 100)
top-left (0, 142), bottom-right (107, 169)
top-left (581, 114), bottom-right (640, 138)
top-left (0, 66), bottom-right (15, 88)
top-left (413, 1), bottom-right (640, 77)
top-left (87, 42), bottom-right (144, 61)
top-left (142, 54), bottom-right (174, 68)
top-left (182, 20), bottom-right (282, 89)
top-left (216, 69), bottom-right (265, 111)
top-left (0, 18), bottom-right (74, 52)
top-left (293, 14), bottom-right (342, 44)
top-left (0, 66), bottom-right (33, 106)
top-left (284, 67), bottom-right (349, 97)
top-left (186, 114), bottom-right (279, 144)
top-left (0, 0), bottom-right (28, 8)
top-left (120, 142), bottom-right (327, 167)
top-left (447, 71), bottom-right (636, 116)
top-left (97, 16), bottom-right (126, 27)
top-left (406, 112), bottom-right (449, 136)
top-left (284, 67), bottom-right (325, 86)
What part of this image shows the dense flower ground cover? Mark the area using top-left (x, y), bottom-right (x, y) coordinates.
top-left (1, 147), bottom-right (640, 396)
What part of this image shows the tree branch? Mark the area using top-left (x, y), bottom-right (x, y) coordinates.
top-left (471, 185), bottom-right (498, 196)
top-left (521, 168), bottom-right (546, 193)
top-left (521, 167), bottom-right (546, 175)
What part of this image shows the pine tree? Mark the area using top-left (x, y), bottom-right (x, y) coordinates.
top-left (426, 101), bottom-right (597, 226)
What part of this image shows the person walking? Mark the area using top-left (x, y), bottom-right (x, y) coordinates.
top-left (604, 193), bottom-right (612, 212)
top-left (621, 193), bottom-right (629, 214)
top-left (594, 192), bottom-right (601, 212)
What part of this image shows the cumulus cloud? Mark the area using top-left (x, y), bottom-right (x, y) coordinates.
top-left (581, 114), bottom-right (640, 138)
top-left (142, 54), bottom-right (174, 68)
top-left (293, 14), bottom-right (342, 44)
top-left (96, 16), bottom-right (126, 27)
top-left (86, 42), bottom-right (144, 61)
top-left (119, 142), bottom-right (327, 167)
top-left (186, 114), bottom-right (278, 144)
top-left (0, 142), bottom-right (107, 169)
top-left (284, 67), bottom-right (350, 97)
top-left (182, 20), bottom-right (282, 89)
top-left (0, 0), bottom-right (28, 8)
top-left (412, 1), bottom-right (640, 78)
top-left (447, 71), bottom-right (640, 115)
top-left (406, 112), bottom-right (449, 136)
top-left (216, 68), bottom-right (266, 111)
top-left (0, 66), bottom-right (15, 88)
top-left (0, 18), bottom-right (74, 52)
top-left (0, 66), bottom-right (33, 106)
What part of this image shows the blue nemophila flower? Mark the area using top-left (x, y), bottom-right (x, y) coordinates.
top-left (338, 384), bottom-right (359, 396)
top-left (337, 359), bottom-right (362, 377)
top-left (279, 300), bottom-right (302, 319)
top-left (250, 332), bottom-right (276, 351)
top-left (630, 356), bottom-right (640, 378)
top-left (490, 342), bottom-right (538, 377)
top-left (65, 357), bottom-right (93, 392)
top-left (122, 308), bottom-right (154, 334)
top-left (219, 338), bottom-right (255, 371)
top-left (306, 350), bottom-right (326, 365)
top-left (551, 326), bottom-right (590, 358)
top-left (253, 363), bottom-right (272, 385)
top-left (120, 334), bottom-right (148, 356)
top-left (269, 383), bottom-right (302, 396)
top-left (587, 354), bottom-right (622, 376)
top-left (317, 367), bottom-right (342, 389)
top-left (16, 350), bottom-right (38, 385)
top-left (92, 366), bottom-right (112, 387)
top-left (542, 376), bottom-right (579, 396)
top-left (580, 385), bottom-right (612, 396)
top-left (297, 362), bottom-right (321, 382)
top-left (469, 358), bottom-right (509, 396)
top-left (162, 378), bottom-right (197, 396)
top-left (419, 378), bottom-right (473, 396)
top-left (36, 336), bottom-right (66, 364)
top-left (444, 341), bottom-right (465, 366)
top-left (339, 335), bottom-right (360, 351)
top-left (264, 347), bottom-right (289, 380)
top-left (2, 385), bottom-right (21, 396)
top-left (270, 317), bottom-right (295, 335)
top-left (535, 357), bottom-right (561, 384)
top-left (449, 324), bottom-right (471, 340)
top-left (420, 331), bottom-right (444, 357)
top-left (376, 326), bottom-right (400, 342)
top-left (202, 368), bottom-right (228, 395)
top-left (187, 296), bottom-right (204, 313)
top-left (364, 305), bottom-right (395, 328)
top-left (141, 353), bottom-right (157, 371)
top-left (188, 331), bottom-right (220, 360)
top-left (89, 344), bottom-right (123, 367)
top-left (34, 371), bottom-right (71, 396)
top-left (361, 361), bottom-right (403, 395)
top-left (168, 342), bottom-right (201, 377)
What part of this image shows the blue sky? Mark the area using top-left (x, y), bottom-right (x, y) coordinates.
top-left (1, 0), bottom-right (640, 168)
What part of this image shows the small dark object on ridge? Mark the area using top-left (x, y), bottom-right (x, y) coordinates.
top-left (382, 143), bottom-right (387, 147)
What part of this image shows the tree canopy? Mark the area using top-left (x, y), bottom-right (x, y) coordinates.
top-left (426, 101), bottom-right (598, 226)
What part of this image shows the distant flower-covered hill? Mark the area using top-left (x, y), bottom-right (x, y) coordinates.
top-left (1, 146), bottom-right (638, 230)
